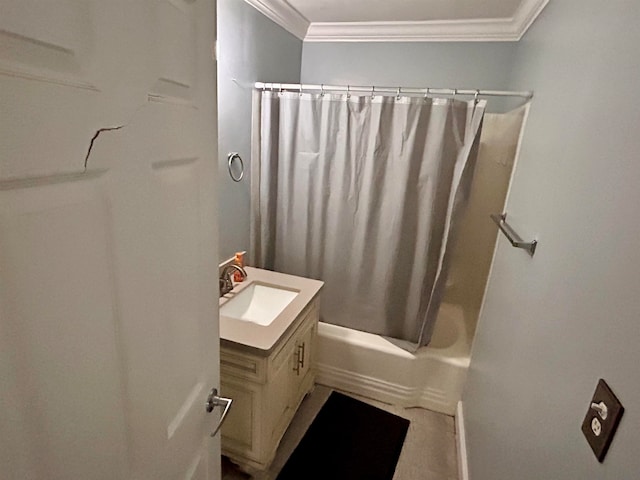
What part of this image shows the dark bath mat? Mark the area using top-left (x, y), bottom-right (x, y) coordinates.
top-left (277, 392), bottom-right (410, 480)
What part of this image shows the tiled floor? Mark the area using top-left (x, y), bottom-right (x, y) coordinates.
top-left (222, 385), bottom-right (459, 480)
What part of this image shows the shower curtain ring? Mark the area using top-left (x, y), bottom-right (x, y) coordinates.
top-left (474, 89), bottom-right (480, 105)
top-left (425, 87), bottom-right (430, 100)
top-left (299, 84), bottom-right (303, 97)
top-left (371, 86), bottom-right (375, 99)
top-left (347, 85), bottom-right (351, 99)
top-left (396, 87), bottom-right (401, 100)
top-left (320, 84), bottom-right (325, 97)
top-left (452, 88), bottom-right (457, 102)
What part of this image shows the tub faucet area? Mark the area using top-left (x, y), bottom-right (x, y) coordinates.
top-left (219, 264), bottom-right (247, 296)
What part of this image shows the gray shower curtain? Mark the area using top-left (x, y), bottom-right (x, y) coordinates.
top-left (250, 90), bottom-right (485, 346)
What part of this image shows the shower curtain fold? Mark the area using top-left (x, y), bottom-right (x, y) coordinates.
top-left (251, 90), bottom-right (485, 346)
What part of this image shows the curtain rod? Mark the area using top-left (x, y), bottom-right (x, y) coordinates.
top-left (254, 82), bottom-right (533, 99)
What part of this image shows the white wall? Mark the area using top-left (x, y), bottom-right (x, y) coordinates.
top-left (463, 1), bottom-right (640, 478)
top-left (217, 0), bottom-right (302, 260)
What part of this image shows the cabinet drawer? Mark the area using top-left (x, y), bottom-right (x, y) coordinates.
top-left (220, 349), bottom-right (266, 383)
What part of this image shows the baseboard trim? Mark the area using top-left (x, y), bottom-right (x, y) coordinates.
top-left (456, 401), bottom-right (470, 480)
top-left (316, 362), bottom-right (456, 415)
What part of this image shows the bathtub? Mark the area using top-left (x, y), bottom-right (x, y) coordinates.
top-left (315, 303), bottom-right (471, 415)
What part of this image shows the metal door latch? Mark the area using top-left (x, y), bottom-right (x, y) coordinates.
top-left (205, 388), bottom-right (232, 437)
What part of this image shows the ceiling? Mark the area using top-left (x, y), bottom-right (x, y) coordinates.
top-left (243, 0), bottom-right (549, 42)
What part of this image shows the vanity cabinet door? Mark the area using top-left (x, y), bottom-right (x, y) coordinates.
top-left (291, 319), bottom-right (316, 400)
top-left (220, 378), bottom-right (261, 460)
top-left (266, 342), bottom-right (297, 448)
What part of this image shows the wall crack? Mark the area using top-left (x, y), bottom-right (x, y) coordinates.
top-left (84, 126), bottom-right (125, 171)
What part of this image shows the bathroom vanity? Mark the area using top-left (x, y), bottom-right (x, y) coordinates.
top-left (218, 267), bottom-right (323, 472)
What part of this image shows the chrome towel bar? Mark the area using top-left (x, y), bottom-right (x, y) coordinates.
top-left (491, 213), bottom-right (537, 257)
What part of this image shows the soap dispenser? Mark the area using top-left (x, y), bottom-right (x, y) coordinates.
top-left (233, 252), bottom-right (245, 282)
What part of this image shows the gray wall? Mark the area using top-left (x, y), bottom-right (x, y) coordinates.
top-left (217, 0), bottom-right (302, 261)
top-left (301, 42), bottom-right (519, 109)
top-left (463, 1), bottom-right (640, 478)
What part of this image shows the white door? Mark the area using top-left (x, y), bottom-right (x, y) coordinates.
top-left (0, 1), bottom-right (221, 479)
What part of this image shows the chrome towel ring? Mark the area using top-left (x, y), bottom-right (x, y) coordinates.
top-left (227, 152), bottom-right (244, 182)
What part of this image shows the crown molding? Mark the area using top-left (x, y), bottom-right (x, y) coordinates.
top-left (305, 0), bottom-right (549, 42)
top-left (245, 0), bottom-right (548, 43)
top-left (305, 18), bottom-right (519, 42)
top-left (242, 0), bottom-right (309, 40)
top-left (512, 0), bottom-right (549, 40)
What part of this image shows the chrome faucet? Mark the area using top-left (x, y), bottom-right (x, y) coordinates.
top-left (219, 264), bottom-right (247, 297)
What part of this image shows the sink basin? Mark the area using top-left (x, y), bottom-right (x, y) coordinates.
top-left (220, 282), bottom-right (299, 326)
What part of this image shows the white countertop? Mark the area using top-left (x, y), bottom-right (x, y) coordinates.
top-left (219, 267), bottom-right (323, 355)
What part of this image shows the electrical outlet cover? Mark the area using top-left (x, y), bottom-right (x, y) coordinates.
top-left (581, 379), bottom-right (624, 462)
